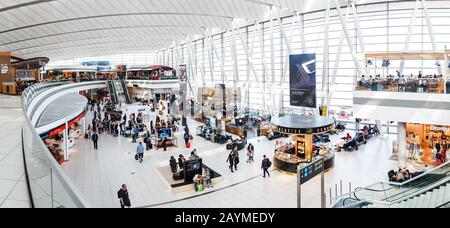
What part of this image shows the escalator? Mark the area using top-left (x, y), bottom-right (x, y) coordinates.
top-left (119, 80), bottom-right (132, 104)
top-left (107, 80), bottom-right (118, 104)
top-left (334, 162), bottom-right (450, 208)
top-left (107, 79), bottom-right (132, 105)
top-left (391, 182), bottom-right (450, 208)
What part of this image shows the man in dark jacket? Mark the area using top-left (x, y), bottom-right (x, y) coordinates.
top-left (226, 152), bottom-right (235, 173)
top-left (118, 184), bottom-right (131, 208)
top-left (178, 155), bottom-right (186, 170)
top-left (144, 133), bottom-right (152, 151)
top-left (261, 155), bottom-right (271, 178)
top-left (162, 137), bottom-right (168, 151)
top-left (170, 156), bottom-right (178, 173)
top-left (91, 131), bottom-right (99, 150)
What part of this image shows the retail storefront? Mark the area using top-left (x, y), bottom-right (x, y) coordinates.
top-left (404, 123), bottom-right (450, 165)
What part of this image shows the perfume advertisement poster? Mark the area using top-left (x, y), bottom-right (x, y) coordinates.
top-left (289, 54), bottom-right (317, 108)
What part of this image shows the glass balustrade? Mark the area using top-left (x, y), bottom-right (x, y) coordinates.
top-left (338, 162), bottom-right (450, 208)
top-left (355, 78), bottom-right (448, 94)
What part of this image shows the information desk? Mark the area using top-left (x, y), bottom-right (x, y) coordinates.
top-left (273, 115), bottom-right (335, 174)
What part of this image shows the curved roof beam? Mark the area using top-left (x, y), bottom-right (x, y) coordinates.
top-left (0, 25), bottom-right (204, 47)
top-left (0, 0), bottom-right (275, 13)
top-left (21, 40), bottom-right (164, 56)
top-left (0, 0), bottom-right (56, 13)
top-left (0, 12), bottom-right (233, 34)
top-left (12, 34), bottom-right (185, 52)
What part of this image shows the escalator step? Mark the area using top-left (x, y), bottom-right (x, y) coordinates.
top-left (435, 187), bottom-right (445, 208)
top-left (413, 194), bottom-right (424, 208)
top-left (424, 191), bottom-right (434, 208)
top-left (444, 185), bottom-right (450, 206)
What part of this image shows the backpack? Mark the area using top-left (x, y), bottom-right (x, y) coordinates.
top-left (266, 159), bottom-right (272, 168)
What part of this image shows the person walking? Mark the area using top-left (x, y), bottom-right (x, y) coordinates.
top-left (226, 151), bottom-right (235, 173)
top-left (136, 142), bottom-right (144, 163)
top-left (232, 147), bottom-right (240, 171)
top-left (247, 143), bottom-right (255, 163)
top-left (144, 133), bottom-right (152, 151)
top-left (117, 184), bottom-right (131, 208)
top-left (132, 126), bottom-right (139, 143)
top-left (91, 131), bottom-right (99, 150)
top-left (162, 137), bottom-right (168, 151)
top-left (183, 131), bottom-right (190, 148)
top-left (170, 156), bottom-right (178, 173)
top-left (261, 155), bottom-right (272, 178)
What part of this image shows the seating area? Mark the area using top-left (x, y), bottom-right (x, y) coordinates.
top-left (356, 74), bottom-right (447, 94)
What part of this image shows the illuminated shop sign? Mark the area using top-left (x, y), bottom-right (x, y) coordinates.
top-left (431, 126), bottom-right (450, 132)
top-left (1, 64), bottom-right (9, 74)
top-left (49, 113), bottom-right (85, 137)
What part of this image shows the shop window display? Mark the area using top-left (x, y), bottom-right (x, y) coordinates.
top-left (406, 124), bottom-right (450, 165)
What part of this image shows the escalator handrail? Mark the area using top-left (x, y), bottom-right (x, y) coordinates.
top-left (347, 161), bottom-right (450, 205)
top-left (357, 161), bottom-right (450, 192)
top-left (381, 171), bottom-right (450, 202)
top-left (387, 161), bottom-right (450, 187)
top-left (356, 176), bottom-right (450, 207)
top-left (340, 199), bottom-right (371, 208)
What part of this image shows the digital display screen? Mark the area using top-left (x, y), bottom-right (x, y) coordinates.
top-left (16, 70), bottom-right (34, 80)
top-left (158, 129), bottom-right (172, 138)
top-left (290, 54), bottom-right (317, 108)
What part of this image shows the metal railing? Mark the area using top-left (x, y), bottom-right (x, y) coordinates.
top-left (21, 83), bottom-right (93, 208)
top-left (334, 161), bottom-right (450, 208)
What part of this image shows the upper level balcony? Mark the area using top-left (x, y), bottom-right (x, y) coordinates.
top-left (356, 76), bottom-right (448, 94)
top-left (353, 51), bottom-right (450, 125)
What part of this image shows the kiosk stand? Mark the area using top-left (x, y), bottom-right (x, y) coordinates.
top-left (273, 115), bottom-right (335, 174)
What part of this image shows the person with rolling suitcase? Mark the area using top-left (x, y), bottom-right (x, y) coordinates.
top-left (136, 142), bottom-right (144, 163)
top-left (184, 131), bottom-right (190, 148)
top-left (247, 143), bottom-right (255, 163)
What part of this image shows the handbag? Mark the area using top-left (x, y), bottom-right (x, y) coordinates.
top-left (135, 154), bottom-right (139, 161)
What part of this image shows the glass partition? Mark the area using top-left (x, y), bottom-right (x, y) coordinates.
top-left (344, 162), bottom-right (450, 208)
top-left (356, 77), bottom-right (447, 94)
top-left (22, 118), bottom-right (90, 208)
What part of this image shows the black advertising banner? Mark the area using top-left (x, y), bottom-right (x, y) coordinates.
top-left (289, 54), bottom-right (317, 108)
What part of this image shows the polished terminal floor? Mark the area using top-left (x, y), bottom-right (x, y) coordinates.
top-left (0, 95), bottom-right (30, 208)
top-left (61, 106), bottom-right (425, 208)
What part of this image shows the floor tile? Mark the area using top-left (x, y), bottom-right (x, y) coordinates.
top-left (0, 199), bottom-right (30, 208)
top-left (60, 107), bottom-right (410, 208)
top-left (0, 165), bottom-right (24, 181)
top-left (7, 181), bottom-right (29, 201)
top-left (0, 180), bottom-right (17, 199)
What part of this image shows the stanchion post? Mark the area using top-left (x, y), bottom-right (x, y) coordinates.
top-left (297, 165), bottom-right (302, 208)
